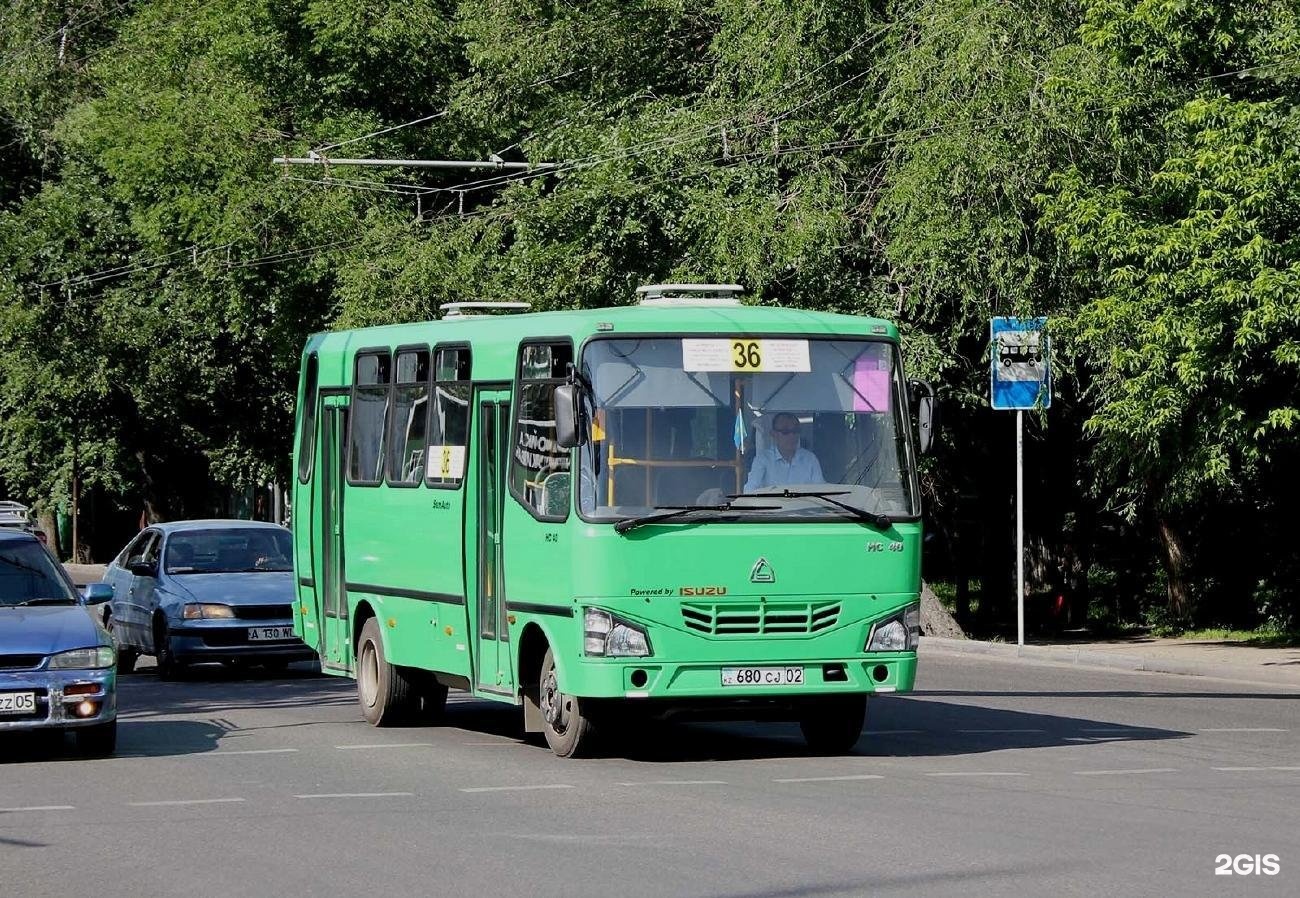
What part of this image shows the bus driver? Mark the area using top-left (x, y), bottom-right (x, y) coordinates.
top-left (743, 413), bottom-right (824, 490)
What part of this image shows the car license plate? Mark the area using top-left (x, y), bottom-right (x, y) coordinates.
top-left (720, 667), bottom-right (804, 687)
top-left (0, 691), bottom-right (37, 714)
top-left (247, 626), bottom-right (295, 641)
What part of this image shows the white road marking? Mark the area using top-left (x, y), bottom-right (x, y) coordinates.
top-left (335, 743), bottom-right (433, 750)
top-left (1212, 766), bottom-right (1300, 772)
top-left (460, 784), bottom-right (574, 794)
top-left (294, 792), bottom-right (414, 799)
top-left (925, 772), bottom-right (1029, 778)
top-left (615, 780), bottom-right (728, 786)
top-left (200, 748), bottom-right (299, 756)
top-left (1201, 728), bottom-right (1287, 733)
top-left (773, 774), bottom-right (884, 784)
top-left (1073, 768), bottom-right (1178, 776)
top-left (128, 798), bottom-right (247, 807)
top-left (0, 805), bottom-right (75, 812)
top-left (462, 741), bottom-right (516, 746)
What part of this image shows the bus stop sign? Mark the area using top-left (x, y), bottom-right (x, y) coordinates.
top-left (990, 317), bottom-right (1050, 410)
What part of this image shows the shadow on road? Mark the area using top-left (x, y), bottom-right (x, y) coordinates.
top-left (411, 692), bottom-right (1198, 763)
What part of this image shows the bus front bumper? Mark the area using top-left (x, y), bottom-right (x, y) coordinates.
top-left (564, 653), bottom-right (916, 700)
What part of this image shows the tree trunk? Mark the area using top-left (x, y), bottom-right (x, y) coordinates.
top-left (1154, 510), bottom-right (1191, 620)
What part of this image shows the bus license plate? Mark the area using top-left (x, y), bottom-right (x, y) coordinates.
top-left (721, 667), bottom-right (804, 687)
top-left (247, 626), bottom-right (295, 641)
top-left (0, 692), bottom-right (37, 714)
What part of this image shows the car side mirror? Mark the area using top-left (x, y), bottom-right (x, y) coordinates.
top-left (126, 556), bottom-right (157, 577)
top-left (83, 582), bottom-right (114, 604)
top-left (553, 384), bottom-right (584, 449)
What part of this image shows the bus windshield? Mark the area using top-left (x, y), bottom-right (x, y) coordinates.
top-left (578, 337), bottom-right (919, 522)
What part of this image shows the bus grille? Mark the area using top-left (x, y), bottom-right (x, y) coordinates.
top-left (681, 601), bottom-right (841, 636)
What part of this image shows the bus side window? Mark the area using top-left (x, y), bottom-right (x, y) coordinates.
top-left (296, 352), bottom-right (318, 484)
top-left (348, 350), bottom-right (391, 485)
top-left (387, 348), bottom-right (430, 485)
top-left (426, 346), bottom-right (471, 487)
top-left (509, 341), bottom-right (573, 519)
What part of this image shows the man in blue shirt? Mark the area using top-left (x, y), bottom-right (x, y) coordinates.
top-left (744, 413), bottom-right (825, 490)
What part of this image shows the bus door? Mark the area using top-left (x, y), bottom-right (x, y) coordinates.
top-left (467, 389), bottom-right (513, 695)
top-left (318, 395), bottom-right (351, 672)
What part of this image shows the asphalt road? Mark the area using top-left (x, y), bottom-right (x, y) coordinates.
top-left (3, 655), bottom-right (1298, 898)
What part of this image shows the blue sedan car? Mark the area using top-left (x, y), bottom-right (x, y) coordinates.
top-left (102, 520), bottom-right (313, 678)
top-left (1, 529), bottom-right (117, 756)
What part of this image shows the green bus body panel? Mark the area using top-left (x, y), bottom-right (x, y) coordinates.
top-left (291, 303), bottom-right (920, 705)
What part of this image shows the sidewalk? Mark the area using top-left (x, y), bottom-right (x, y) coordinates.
top-left (64, 563), bottom-right (107, 587)
top-left (922, 635), bottom-right (1300, 690)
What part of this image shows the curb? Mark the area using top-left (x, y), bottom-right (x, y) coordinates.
top-left (920, 636), bottom-right (1300, 690)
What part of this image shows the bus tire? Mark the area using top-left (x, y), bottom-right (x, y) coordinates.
top-left (539, 647), bottom-right (593, 758)
top-left (799, 695), bottom-right (867, 755)
top-left (356, 618), bottom-right (415, 726)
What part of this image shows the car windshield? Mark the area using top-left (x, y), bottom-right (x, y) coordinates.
top-left (165, 528), bottom-right (293, 574)
top-left (0, 539), bottom-right (79, 606)
top-left (577, 337), bottom-right (920, 522)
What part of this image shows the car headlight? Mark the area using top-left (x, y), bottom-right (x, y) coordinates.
top-left (584, 608), bottom-right (652, 657)
top-left (867, 602), bottom-right (921, 652)
top-left (48, 646), bottom-right (116, 669)
top-left (183, 603), bottom-right (236, 620)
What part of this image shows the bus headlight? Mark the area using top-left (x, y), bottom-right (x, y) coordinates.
top-left (867, 602), bottom-right (921, 652)
top-left (584, 608), bottom-right (652, 657)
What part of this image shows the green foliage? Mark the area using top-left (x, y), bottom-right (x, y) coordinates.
top-left (0, 0), bottom-right (1296, 630)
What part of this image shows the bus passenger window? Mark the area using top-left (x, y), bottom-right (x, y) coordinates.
top-left (426, 346), bottom-right (471, 487)
top-left (348, 351), bottom-right (391, 485)
top-left (510, 342), bottom-right (573, 519)
top-left (387, 348), bottom-right (430, 485)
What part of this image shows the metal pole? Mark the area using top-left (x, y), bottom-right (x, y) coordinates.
top-left (1016, 409), bottom-right (1025, 647)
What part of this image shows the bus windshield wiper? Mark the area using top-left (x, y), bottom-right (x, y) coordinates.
top-left (614, 501), bottom-right (781, 535)
top-left (727, 489), bottom-right (892, 530)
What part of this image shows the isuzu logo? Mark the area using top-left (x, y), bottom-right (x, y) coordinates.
top-left (750, 558), bottom-right (775, 583)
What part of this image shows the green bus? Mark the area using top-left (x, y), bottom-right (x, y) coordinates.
top-left (290, 284), bottom-right (936, 757)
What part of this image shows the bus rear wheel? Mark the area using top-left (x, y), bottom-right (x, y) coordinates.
top-left (799, 695), bottom-right (867, 755)
top-left (539, 648), bottom-right (593, 758)
top-left (356, 618), bottom-right (415, 726)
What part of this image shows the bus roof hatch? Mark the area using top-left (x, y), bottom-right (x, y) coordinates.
top-left (636, 284), bottom-right (745, 306)
top-left (439, 301), bottom-right (532, 318)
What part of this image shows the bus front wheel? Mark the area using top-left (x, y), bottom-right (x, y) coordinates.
top-left (539, 648), bottom-right (593, 758)
top-left (357, 618), bottom-right (415, 726)
top-left (799, 695), bottom-right (867, 755)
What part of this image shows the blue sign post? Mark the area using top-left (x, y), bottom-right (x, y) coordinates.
top-left (990, 316), bottom-right (1050, 410)
top-left (990, 317), bottom-right (1050, 647)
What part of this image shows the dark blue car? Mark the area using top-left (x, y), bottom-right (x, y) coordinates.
top-left (102, 520), bottom-right (313, 678)
top-left (1, 530), bottom-right (117, 755)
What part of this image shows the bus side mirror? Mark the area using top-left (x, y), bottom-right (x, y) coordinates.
top-left (909, 380), bottom-right (938, 455)
top-left (554, 384), bottom-right (584, 449)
